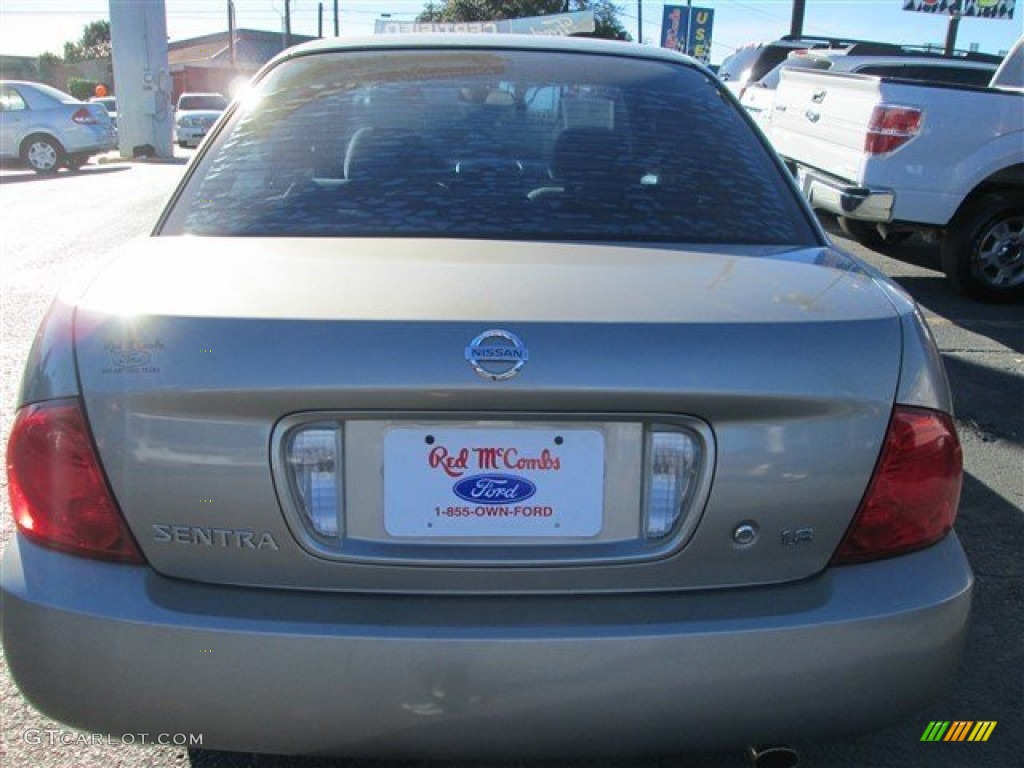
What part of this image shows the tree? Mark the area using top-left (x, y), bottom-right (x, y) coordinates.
top-left (61, 20), bottom-right (112, 63)
top-left (36, 52), bottom-right (61, 86)
top-left (418, 0), bottom-right (630, 41)
top-left (67, 77), bottom-right (100, 101)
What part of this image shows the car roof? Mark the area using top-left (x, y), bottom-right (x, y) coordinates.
top-left (1, 80), bottom-right (46, 89)
top-left (272, 33), bottom-right (698, 68)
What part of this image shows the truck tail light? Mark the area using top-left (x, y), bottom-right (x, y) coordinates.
top-left (7, 399), bottom-right (145, 563)
top-left (865, 104), bottom-right (923, 155)
top-left (71, 107), bottom-right (98, 125)
top-left (832, 406), bottom-right (962, 565)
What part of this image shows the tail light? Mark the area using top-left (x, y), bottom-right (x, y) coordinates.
top-left (286, 423), bottom-right (343, 539)
top-left (7, 399), bottom-right (145, 563)
top-left (643, 430), bottom-right (702, 539)
top-left (71, 107), bottom-right (97, 124)
top-left (865, 104), bottom-right (923, 155)
top-left (832, 406), bottom-right (962, 565)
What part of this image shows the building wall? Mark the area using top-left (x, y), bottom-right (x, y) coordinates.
top-left (171, 65), bottom-right (258, 102)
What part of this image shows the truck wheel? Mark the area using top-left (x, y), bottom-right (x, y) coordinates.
top-left (941, 193), bottom-right (1024, 302)
top-left (837, 217), bottom-right (910, 249)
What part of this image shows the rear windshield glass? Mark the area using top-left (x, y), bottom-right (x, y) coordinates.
top-left (855, 64), bottom-right (995, 86)
top-left (720, 45), bottom-right (795, 84)
top-left (162, 49), bottom-right (815, 245)
top-left (30, 82), bottom-right (80, 104)
top-left (178, 94), bottom-right (228, 111)
top-left (760, 57), bottom-right (832, 89)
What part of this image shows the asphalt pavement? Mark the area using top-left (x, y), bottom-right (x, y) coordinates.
top-left (0, 159), bottom-right (1020, 768)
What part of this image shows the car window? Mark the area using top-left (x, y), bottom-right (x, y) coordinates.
top-left (854, 64), bottom-right (995, 86)
top-left (746, 46), bottom-right (800, 83)
top-left (759, 57), bottom-right (832, 89)
top-left (163, 49), bottom-right (816, 246)
top-left (178, 94), bottom-right (228, 111)
top-left (718, 47), bottom-right (763, 82)
top-left (26, 82), bottom-right (79, 104)
top-left (0, 86), bottom-right (28, 112)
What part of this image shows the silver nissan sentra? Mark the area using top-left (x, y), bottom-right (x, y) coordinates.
top-left (2, 35), bottom-right (971, 760)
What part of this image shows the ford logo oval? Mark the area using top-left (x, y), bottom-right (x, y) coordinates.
top-left (452, 474), bottom-right (537, 505)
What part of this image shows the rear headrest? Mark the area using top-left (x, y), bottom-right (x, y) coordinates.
top-left (344, 128), bottom-right (438, 184)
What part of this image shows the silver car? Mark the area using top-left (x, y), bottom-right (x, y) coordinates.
top-left (0, 80), bottom-right (116, 173)
top-left (2, 36), bottom-right (971, 761)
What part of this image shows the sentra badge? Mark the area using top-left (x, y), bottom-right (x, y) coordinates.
top-left (465, 329), bottom-right (528, 381)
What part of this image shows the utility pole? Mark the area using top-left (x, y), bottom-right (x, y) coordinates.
top-left (685, 0), bottom-right (692, 55)
top-left (790, 0), bottom-right (806, 37)
top-left (334, 0), bottom-right (339, 36)
top-left (284, 0), bottom-right (292, 48)
top-left (318, 2), bottom-right (323, 37)
top-left (637, 0), bottom-right (642, 45)
top-left (109, 0), bottom-right (173, 159)
top-left (944, 12), bottom-right (961, 55)
top-left (227, 0), bottom-right (236, 66)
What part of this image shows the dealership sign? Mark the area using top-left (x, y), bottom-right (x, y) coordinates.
top-left (903, 0), bottom-right (1014, 19)
top-left (375, 10), bottom-right (596, 35)
top-left (661, 6), bottom-right (715, 62)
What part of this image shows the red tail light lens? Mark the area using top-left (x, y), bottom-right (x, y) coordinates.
top-left (865, 104), bottom-right (923, 155)
top-left (7, 399), bottom-right (144, 563)
top-left (71, 107), bottom-right (98, 124)
top-left (833, 406), bottom-right (962, 565)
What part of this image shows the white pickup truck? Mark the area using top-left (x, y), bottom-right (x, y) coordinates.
top-left (770, 36), bottom-right (1023, 301)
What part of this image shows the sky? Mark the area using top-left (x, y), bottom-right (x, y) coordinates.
top-left (0, 0), bottom-right (1019, 64)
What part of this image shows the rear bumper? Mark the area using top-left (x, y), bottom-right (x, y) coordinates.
top-left (795, 165), bottom-right (894, 223)
top-left (1, 534), bottom-right (972, 758)
top-left (174, 127), bottom-right (207, 146)
top-left (63, 124), bottom-right (117, 155)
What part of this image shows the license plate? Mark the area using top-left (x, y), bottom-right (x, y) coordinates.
top-left (384, 427), bottom-right (604, 538)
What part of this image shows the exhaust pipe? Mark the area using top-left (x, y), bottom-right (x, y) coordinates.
top-left (748, 745), bottom-right (800, 768)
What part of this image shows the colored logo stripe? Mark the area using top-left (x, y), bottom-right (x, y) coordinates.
top-left (944, 721), bottom-right (973, 741)
top-left (922, 720), bottom-right (997, 742)
top-left (968, 722), bottom-right (997, 742)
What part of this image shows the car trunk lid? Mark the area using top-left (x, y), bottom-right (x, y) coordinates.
top-left (73, 237), bottom-right (901, 594)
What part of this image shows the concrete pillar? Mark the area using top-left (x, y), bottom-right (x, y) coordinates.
top-left (109, 0), bottom-right (174, 159)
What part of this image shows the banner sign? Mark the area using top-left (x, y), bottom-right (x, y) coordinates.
top-left (661, 6), bottom-right (715, 62)
top-left (375, 10), bottom-right (596, 36)
top-left (902, 0), bottom-right (1014, 19)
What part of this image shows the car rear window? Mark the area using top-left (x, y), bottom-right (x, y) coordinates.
top-left (721, 45), bottom-right (798, 84)
top-left (759, 57), bottom-right (833, 89)
top-left (854, 64), bottom-right (995, 86)
top-left (162, 48), bottom-right (816, 245)
top-left (178, 94), bottom-right (228, 111)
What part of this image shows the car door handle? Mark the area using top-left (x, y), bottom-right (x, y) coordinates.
top-left (811, 89), bottom-right (826, 103)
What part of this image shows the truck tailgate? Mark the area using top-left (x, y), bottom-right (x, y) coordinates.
top-left (771, 70), bottom-right (883, 182)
